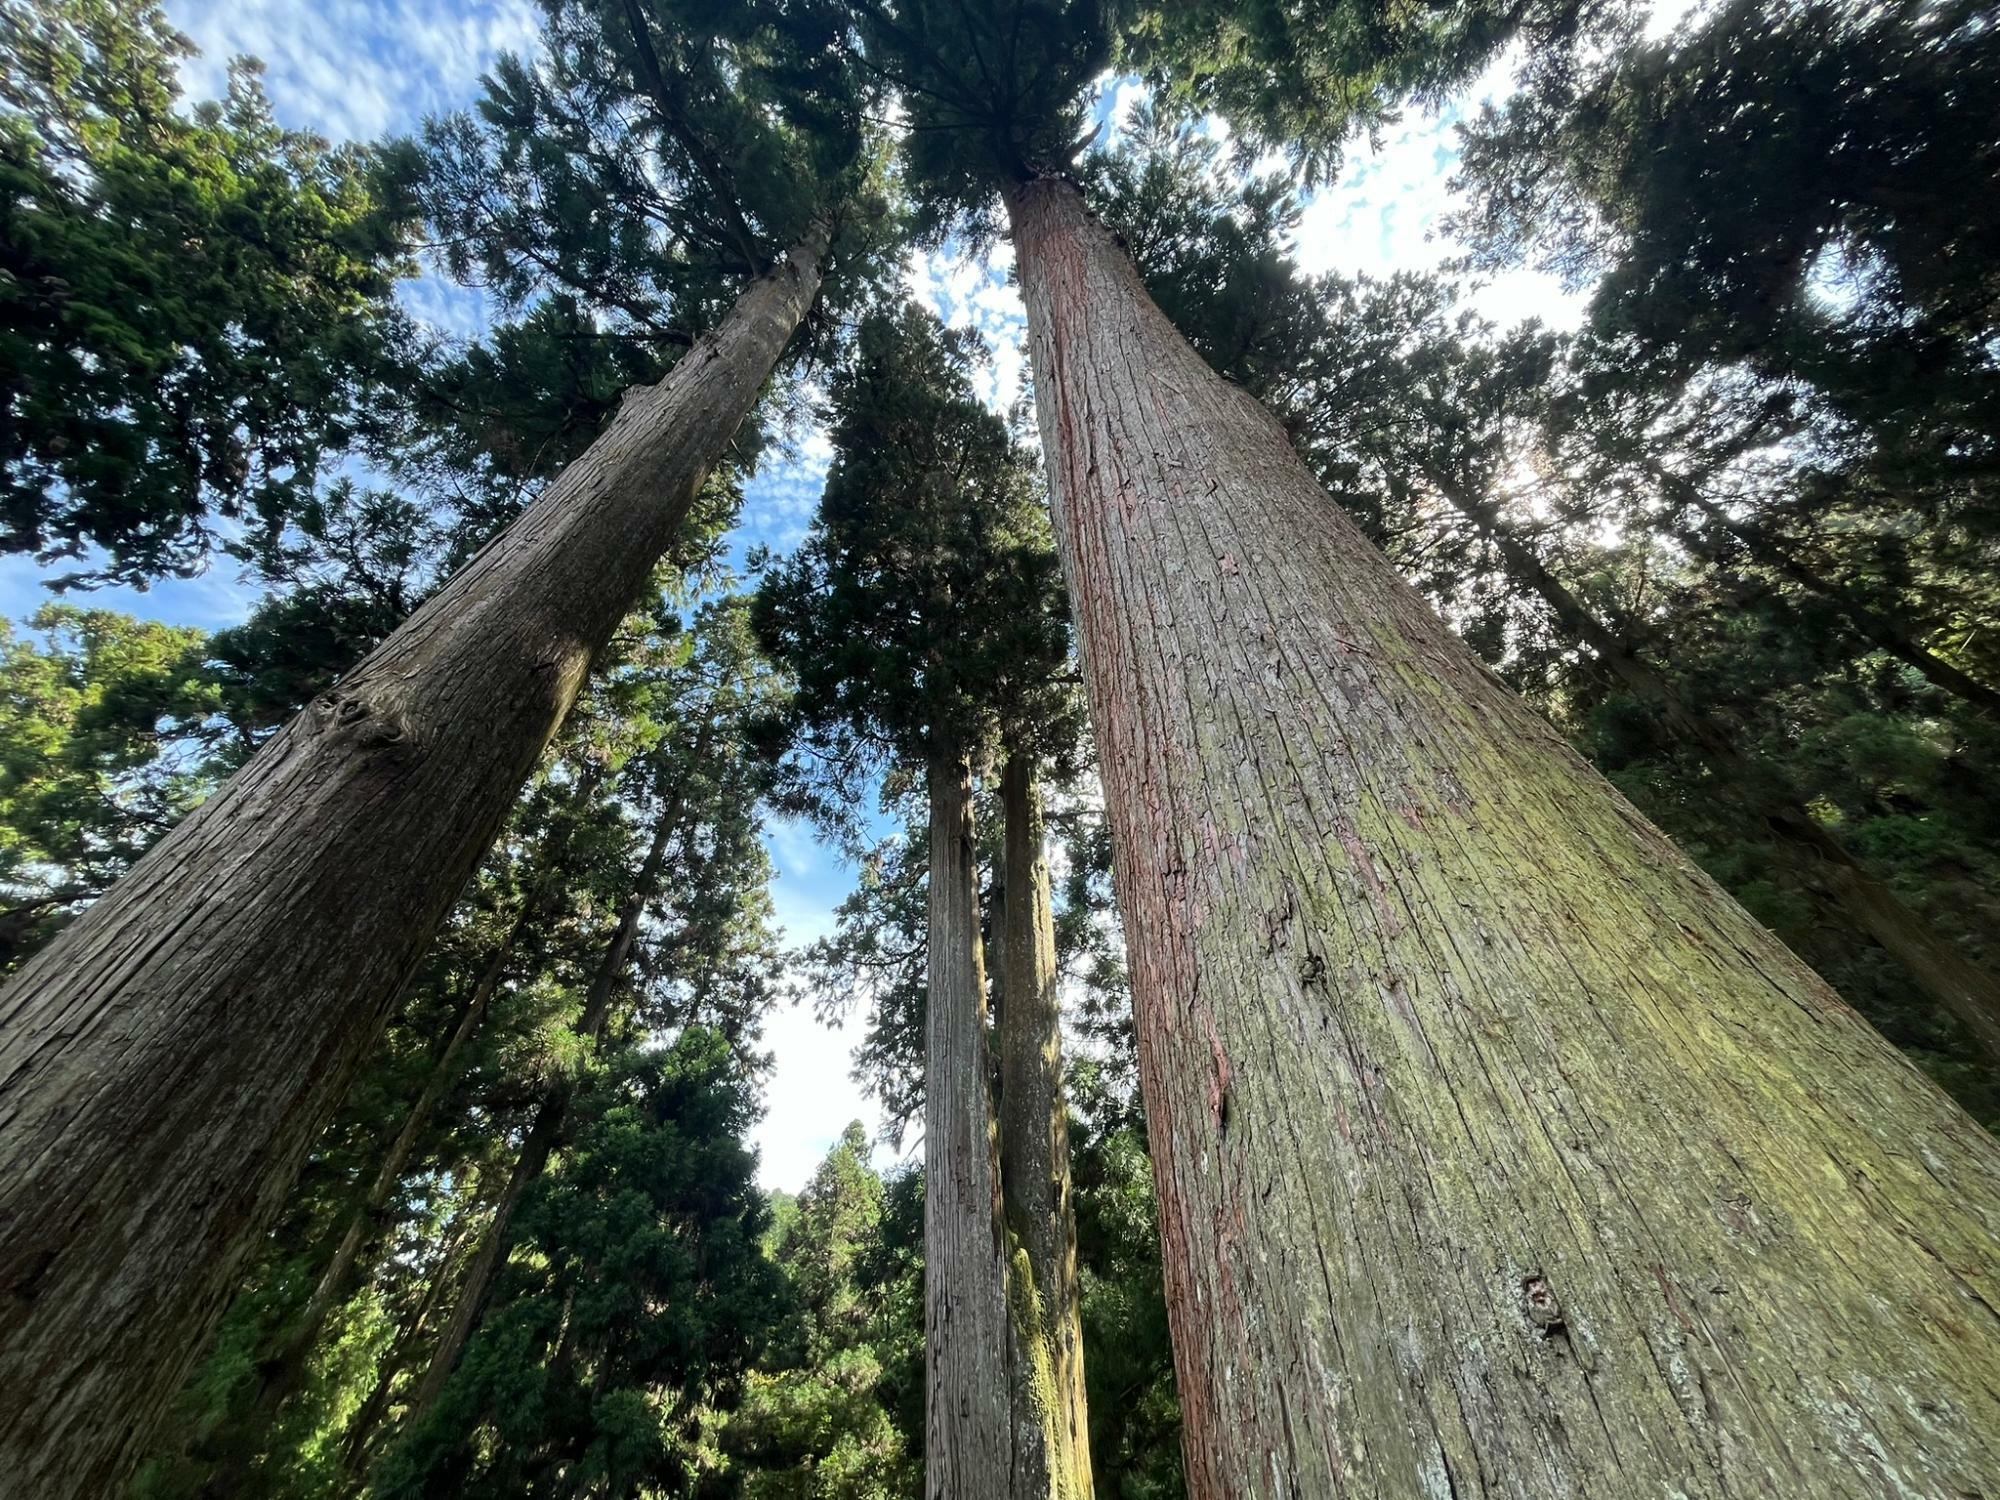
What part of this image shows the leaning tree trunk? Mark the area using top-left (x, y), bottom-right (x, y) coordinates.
top-left (0, 229), bottom-right (828, 1499)
top-left (393, 798), bottom-right (680, 1434)
top-left (271, 916), bottom-right (522, 1390)
top-left (1003, 174), bottom-right (2000, 1499)
top-left (997, 750), bottom-right (1093, 1499)
top-left (924, 749), bottom-right (1051, 1500)
top-left (1439, 477), bottom-right (2000, 1068)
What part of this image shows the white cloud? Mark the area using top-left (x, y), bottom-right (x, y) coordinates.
top-left (1291, 50), bottom-right (1581, 332)
top-left (396, 272), bottom-right (499, 343)
top-left (751, 985), bottom-right (882, 1192)
top-left (168, 0), bottom-right (541, 142)
top-left (906, 241), bottom-right (1028, 415)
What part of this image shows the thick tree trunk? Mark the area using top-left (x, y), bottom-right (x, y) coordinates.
top-left (997, 750), bottom-right (1093, 1499)
top-left (393, 801), bottom-right (679, 1431)
top-left (1004, 174), bottom-right (2000, 1499)
top-left (1445, 482), bottom-right (2000, 1068)
top-left (0, 226), bottom-right (825, 1500)
top-left (924, 750), bottom-right (1050, 1500)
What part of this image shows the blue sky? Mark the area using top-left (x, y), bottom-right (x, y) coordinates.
top-left (2, 0), bottom-right (1651, 1188)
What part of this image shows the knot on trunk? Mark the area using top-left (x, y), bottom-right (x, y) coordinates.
top-left (1522, 1272), bottom-right (1566, 1336)
top-left (310, 686), bottom-right (419, 756)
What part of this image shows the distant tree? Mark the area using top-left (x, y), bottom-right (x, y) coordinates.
top-left (1451, 0), bottom-right (2000, 709)
top-left (0, 0), bottom-right (410, 582)
top-left (374, 1029), bottom-right (784, 1497)
top-left (0, 605), bottom-right (222, 964)
top-left (755, 303), bottom-right (1087, 1498)
top-left (726, 1120), bottom-right (923, 1498)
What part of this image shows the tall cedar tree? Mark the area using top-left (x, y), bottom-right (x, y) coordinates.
top-left (0, 2), bottom-right (872, 1489)
top-left (138, 596), bottom-right (789, 1495)
top-left (0, 475), bottom-right (474, 973)
top-left (1085, 123), bottom-right (2000, 1078)
top-left (723, 1120), bottom-right (925, 1497)
top-left (856, 3), bottom-right (2000, 1494)
top-left (754, 304), bottom-right (1087, 1499)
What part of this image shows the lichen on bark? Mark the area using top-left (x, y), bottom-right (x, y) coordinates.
top-left (1003, 173), bottom-right (2000, 1500)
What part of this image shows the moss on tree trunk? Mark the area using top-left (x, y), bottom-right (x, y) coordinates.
top-left (924, 750), bottom-right (1067, 1498)
top-left (1005, 174), bottom-right (2000, 1499)
top-left (998, 750), bottom-right (1093, 1499)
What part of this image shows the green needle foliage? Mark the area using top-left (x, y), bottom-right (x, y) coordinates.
top-left (0, 0), bottom-right (411, 582)
top-left (753, 302), bottom-right (1073, 784)
top-left (724, 1120), bottom-right (924, 1498)
top-left (0, 603), bottom-right (223, 964)
top-left (383, 0), bottom-right (889, 508)
top-left (1452, 0), bottom-right (2000, 514)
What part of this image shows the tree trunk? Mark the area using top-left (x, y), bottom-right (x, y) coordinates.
top-left (0, 230), bottom-right (825, 1498)
top-left (228, 903), bottom-right (526, 1466)
top-left (259, 759), bottom-right (609, 1418)
top-left (337, 1189), bottom-right (487, 1492)
top-left (212, 765), bottom-right (605, 1499)
top-left (924, 750), bottom-right (1049, 1500)
top-left (997, 750), bottom-right (1093, 1499)
top-left (392, 800), bottom-right (680, 1431)
top-left (1442, 479), bottom-right (2000, 1068)
top-left (1004, 173), bottom-right (2000, 1499)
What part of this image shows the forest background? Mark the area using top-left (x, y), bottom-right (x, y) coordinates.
top-left (0, 0), bottom-right (1639, 1192)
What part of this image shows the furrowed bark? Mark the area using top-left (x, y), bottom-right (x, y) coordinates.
top-left (394, 799), bottom-right (680, 1432)
top-left (0, 230), bottom-right (827, 1499)
top-left (997, 750), bottom-right (1092, 1500)
top-left (1004, 174), bottom-right (2000, 1499)
top-left (924, 750), bottom-right (1049, 1500)
top-left (1442, 480), bottom-right (2000, 1068)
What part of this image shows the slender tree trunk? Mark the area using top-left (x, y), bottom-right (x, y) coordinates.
top-left (263, 760), bottom-right (609, 1409)
top-left (0, 230), bottom-right (826, 1498)
top-left (1670, 481), bottom-right (2000, 715)
top-left (337, 1190), bottom-right (486, 1493)
top-left (998, 750), bottom-right (1094, 1500)
top-left (228, 904), bottom-right (526, 1466)
top-left (309, 935), bottom-right (512, 1340)
top-left (393, 800), bottom-right (679, 1430)
top-left (925, 749), bottom-right (1049, 1500)
top-left (1442, 479), bottom-right (2000, 1067)
top-left (1004, 174), bottom-right (2000, 1499)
